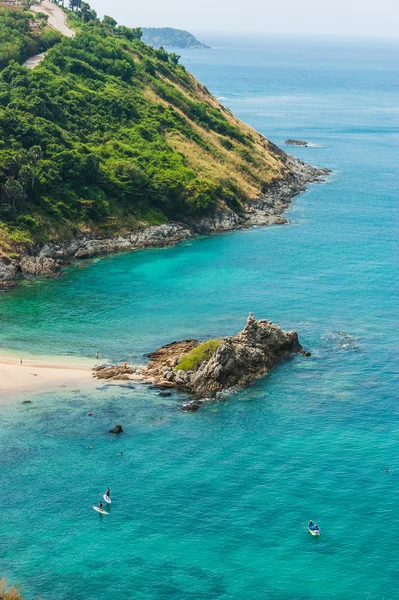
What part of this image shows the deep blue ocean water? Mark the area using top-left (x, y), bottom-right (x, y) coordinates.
top-left (0, 35), bottom-right (398, 599)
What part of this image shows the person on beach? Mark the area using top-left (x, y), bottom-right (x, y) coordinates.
top-left (124, 362), bottom-right (128, 369)
top-left (20, 358), bottom-right (22, 366)
top-left (106, 487), bottom-right (111, 499)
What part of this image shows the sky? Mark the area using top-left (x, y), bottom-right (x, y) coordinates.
top-left (89, 0), bottom-right (399, 38)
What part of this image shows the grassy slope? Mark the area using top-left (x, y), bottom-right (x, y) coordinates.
top-left (0, 7), bottom-right (290, 258)
top-left (176, 339), bottom-right (221, 371)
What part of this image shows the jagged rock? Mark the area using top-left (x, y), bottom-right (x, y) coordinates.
top-left (142, 317), bottom-right (306, 399)
top-left (285, 139), bottom-right (310, 147)
top-left (182, 402), bottom-right (200, 412)
top-left (0, 257), bottom-right (19, 283)
top-left (0, 280), bottom-right (18, 291)
top-left (93, 366), bottom-right (134, 380)
top-left (109, 425), bottom-right (123, 434)
top-left (20, 255), bottom-right (60, 278)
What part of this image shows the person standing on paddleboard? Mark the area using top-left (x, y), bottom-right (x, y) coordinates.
top-left (99, 501), bottom-right (103, 510)
top-left (106, 487), bottom-right (111, 499)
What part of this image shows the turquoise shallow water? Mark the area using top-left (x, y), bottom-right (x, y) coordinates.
top-left (1, 36), bottom-right (398, 599)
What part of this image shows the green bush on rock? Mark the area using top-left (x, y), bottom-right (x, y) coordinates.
top-left (176, 339), bottom-right (221, 372)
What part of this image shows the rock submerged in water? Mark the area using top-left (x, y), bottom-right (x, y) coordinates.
top-left (109, 424), bottom-right (123, 434)
top-left (143, 316), bottom-right (306, 399)
top-left (285, 139), bottom-right (310, 147)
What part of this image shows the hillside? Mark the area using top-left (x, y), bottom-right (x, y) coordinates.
top-left (141, 27), bottom-right (210, 49)
top-left (0, 4), bottom-right (326, 282)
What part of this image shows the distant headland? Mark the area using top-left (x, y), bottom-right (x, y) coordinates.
top-left (141, 27), bottom-right (210, 49)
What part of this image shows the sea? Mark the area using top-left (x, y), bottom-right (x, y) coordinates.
top-left (0, 34), bottom-right (398, 599)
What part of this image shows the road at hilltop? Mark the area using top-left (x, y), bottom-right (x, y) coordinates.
top-left (23, 0), bottom-right (74, 69)
top-left (30, 0), bottom-right (75, 37)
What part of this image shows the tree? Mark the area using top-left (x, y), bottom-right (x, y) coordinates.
top-left (5, 179), bottom-right (24, 210)
top-left (80, 2), bottom-right (96, 22)
top-left (169, 53), bottom-right (180, 66)
top-left (116, 26), bottom-right (142, 41)
top-left (28, 145), bottom-right (43, 189)
top-left (19, 165), bottom-right (33, 190)
top-left (102, 15), bottom-right (117, 32)
top-left (21, 0), bottom-right (40, 9)
top-left (69, 0), bottom-right (82, 11)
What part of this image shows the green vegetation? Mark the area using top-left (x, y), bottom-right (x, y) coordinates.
top-left (0, 3), bottom-right (285, 257)
top-left (0, 4), bottom-right (61, 69)
top-left (141, 27), bottom-right (210, 49)
top-left (176, 339), bottom-right (221, 371)
top-left (0, 579), bottom-right (23, 600)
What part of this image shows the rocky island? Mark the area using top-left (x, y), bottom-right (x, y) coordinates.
top-left (94, 316), bottom-right (308, 407)
top-left (285, 139), bottom-right (310, 147)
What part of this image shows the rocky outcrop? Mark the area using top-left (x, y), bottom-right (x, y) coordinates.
top-left (0, 257), bottom-right (19, 289)
top-left (285, 139), bottom-right (310, 147)
top-left (20, 255), bottom-right (61, 278)
top-left (109, 424), bottom-right (123, 434)
top-left (142, 316), bottom-right (307, 399)
top-left (0, 157), bottom-right (330, 284)
top-left (93, 365), bottom-right (135, 381)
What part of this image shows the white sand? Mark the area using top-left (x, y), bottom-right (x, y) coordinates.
top-left (0, 355), bottom-right (96, 402)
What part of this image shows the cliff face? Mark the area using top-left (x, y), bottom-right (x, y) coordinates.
top-left (142, 317), bottom-right (305, 400)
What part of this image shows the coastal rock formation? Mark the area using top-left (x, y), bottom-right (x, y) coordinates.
top-left (0, 158), bottom-right (330, 284)
top-left (93, 365), bottom-right (135, 381)
top-left (285, 139), bottom-right (310, 147)
top-left (142, 316), bottom-right (305, 399)
top-left (20, 255), bottom-right (61, 278)
top-left (109, 425), bottom-right (123, 434)
top-left (0, 258), bottom-right (18, 289)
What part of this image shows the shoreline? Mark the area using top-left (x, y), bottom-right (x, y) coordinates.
top-left (0, 355), bottom-right (96, 402)
top-left (0, 354), bottom-right (146, 403)
top-left (0, 156), bottom-right (330, 286)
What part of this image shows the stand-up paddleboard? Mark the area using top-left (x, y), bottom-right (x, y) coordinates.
top-left (103, 494), bottom-right (111, 504)
top-left (93, 506), bottom-right (108, 515)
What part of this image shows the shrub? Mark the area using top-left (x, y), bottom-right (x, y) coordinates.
top-left (176, 339), bottom-right (221, 372)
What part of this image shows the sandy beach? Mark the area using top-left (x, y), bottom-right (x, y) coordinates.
top-left (0, 355), bottom-right (96, 401)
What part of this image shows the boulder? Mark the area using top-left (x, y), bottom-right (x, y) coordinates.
top-left (109, 425), bottom-right (123, 434)
top-left (285, 139), bottom-right (310, 147)
top-left (93, 366), bottom-right (134, 380)
top-left (20, 255), bottom-right (60, 278)
top-left (182, 402), bottom-right (200, 412)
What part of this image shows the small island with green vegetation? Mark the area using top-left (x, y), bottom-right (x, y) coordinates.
top-left (94, 315), bottom-right (309, 410)
top-left (141, 27), bottom-right (210, 49)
